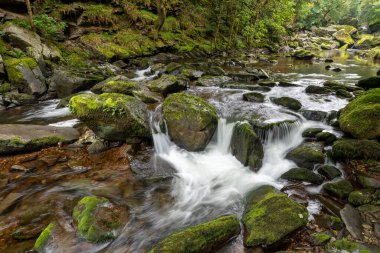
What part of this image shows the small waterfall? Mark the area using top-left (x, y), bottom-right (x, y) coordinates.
top-left (255, 120), bottom-right (302, 144)
top-left (216, 118), bottom-right (235, 154)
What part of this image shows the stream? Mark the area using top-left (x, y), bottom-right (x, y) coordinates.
top-left (0, 50), bottom-right (379, 252)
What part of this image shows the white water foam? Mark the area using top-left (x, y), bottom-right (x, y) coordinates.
top-left (132, 67), bottom-right (158, 81)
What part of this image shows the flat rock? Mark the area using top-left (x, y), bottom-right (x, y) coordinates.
top-left (340, 204), bottom-right (363, 240)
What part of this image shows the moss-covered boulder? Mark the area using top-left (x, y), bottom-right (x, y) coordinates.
top-left (281, 168), bottom-right (323, 185)
top-left (243, 187), bottom-right (308, 247)
top-left (285, 142), bottom-right (325, 169)
top-left (348, 190), bottom-right (373, 206)
top-left (148, 215), bottom-right (240, 253)
top-left (162, 93), bottom-right (218, 151)
top-left (101, 80), bottom-right (140, 95)
top-left (165, 62), bottom-right (183, 75)
top-left (91, 75), bottom-right (129, 94)
top-left (34, 222), bottom-right (55, 253)
top-left (73, 196), bottom-right (126, 243)
top-left (231, 122), bottom-right (263, 171)
top-left (310, 232), bottom-right (331, 246)
top-left (292, 49), bottom-right (315, 60)
top-left (332, 139), bottom-right (380, 160)
top-left (147, 75), bottom-right (186, 97)
top-left (333, 29), bottom-right (354, 46)
top-left (243, 92), bottom-right (265, 103)
top-left (323, 179), bottom-right (353, 199)
top-left (302, 128), bottom-right (324, 138)
top-left (3, 92), bottom-right (37, 106)
top-left (357, 77), bottom-right (380, 90)
top-left (3, 56), bottom-right (46, 96)
top-left (317, 165), bottom-right (341, 180)
top-left (270, 97), bottom-right (302, 111)
top-left (195, 76), bottom-right (232, 87)
top-left (133, 90), bottom-right (160, 103)
top-left (69, 93), bottom-right (151, 141)
top-left (316, 131), bottom-right (337, 145)
top-left (326, 238), bottom-right (372, 253)
top-left (305, 85), bottom-right (330, 94)
top-left (339, 88), bottom-right (380, 139)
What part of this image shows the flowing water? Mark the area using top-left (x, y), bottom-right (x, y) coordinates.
top-left (0, 50), bottom-right (379, 252)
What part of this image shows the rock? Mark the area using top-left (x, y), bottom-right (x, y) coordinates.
top-left (148, 215), bottom-right (240, 253)
top-left (101, 80), bottom-right (140, 95)
top-left (243, 186), bottom-right (308, 247)
top-left (228, 71), bottom-right (260, 82)
top-left (3, 92), bottom-right (37, 106)
top-left (3, 57), bottom-right (46, 96)
top-left (332, 139), bottom-right (380, 160)
top-left (305, 85), bottom-right (330, 94)
top-left (348, 190), bottom-right (373, 206)
top-left (243, 92), bottom-right (265, 103)
top-left (332, 67), bottom-right (342, 72)
top-left (73, 196), bottom-right (126, 243)
top-left (336, 89), bottom-right (353, 98)
top-left (301, 110), bottom-right (328, 122)
top-left (340, 204), bottom-right (363, 240)
top-left (162, 93), bottom-right (218, 151)
top-left (317, 165), bottom-right (341, 180)
top-left (278, 81), bottom-right (298, 87)
top-left (377, 69), bottom-right (380, 76)
top-left (12, 223), bottom-right (46, 240)
top-left (49, 69), bottom-right (104, 98)
top-left (91, 75), bottom-right (129, 94)
top-left (258, 81), bottom-right (276, 87)
top-left (165, 62), bottom-right (183, 75)
top-left (69, 93), bottom-right (151, 142)
top-left (357, 173), bottom-right (380, 189)
top-left (302, 128), bottom-right (324, 138)
top-left (357, 76), bottom-right (380, 90)
top-left (280, 168), bottom-right (323, 184)
top-left (327, 239), bottom-right (371, 253)
top-left (34, 223), bottom-right (55, 253)
top-left (133, 90), bottom-right (160, 103)
top-left (0, 124), bottom-right (79, 155)
top-left (292, 49), bottom-right (314, 60)
top-left (231, 122), bottom-right (264, 171)
top-left (285, 142), bottom-right (325, 169)
top-left (310, 232), bottom-right (331, 246)
top-left (195, 76), bottom-right (232, 87)
top-left (206, 66), bottom-right (226, 76)
top-left (323, 179), bottom-right (353, 199)
top-left (147, 75), bottom-right (186, 97)
top-left (270, 97), bottom-right (302, 111)
top-left (333, 29), bottom-right (354, 46)
top-left (0, 192), bottom-right (22, 214)
top-left (316, 131), bottom-right (337, 145)
top-left (222, 84), bottom-right (271, 92)
top-left (182, 68), bottom-right (203, 80)
top-left (313, 27), bottom-right (338, 37)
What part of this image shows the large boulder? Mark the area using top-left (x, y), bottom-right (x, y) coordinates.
top-left (332, 139), bottom-right (380, 160)
top-left (91, 75), bottom-right (129, 94)
top-left (243, 186), bottom-right (308, 247)
top-left (3, 92), bottom-right (37, 106)
top-left (147, 75), bottom-right (186, 97)
top-left (323, 179), bottom-right (353, 199)
top-left (162, 93), bottom-right (218, 151)
top-left (292, 49), bottom-right (315, 60)
top-left (285, 142), bottom-right (325, 169)
top-left (339, 88), bottom-right (380, 139)
top-left (333, 29), bottom-right (354, 46)
top-left (73, 196), bottom-right (127, 243)
top-left (0, 124), bottom-right (79, 155)
top-left (148, 216), bottom-right (240, 253)
top-left (101, 80), bottom-right (140, 95)
top-left (357, 76), bottom-right (380, 90)
top-left (69, 93), bottom-right (151, 141)
top-left (230, 122), bottom-right (263, 171)
top-left (281, 168), bottom-right (323, 184)
top-left (270, 97), bottom-right (302, 111)
top-left (3, 57), bottom-right (46, 96)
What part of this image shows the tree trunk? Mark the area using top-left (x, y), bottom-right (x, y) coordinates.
top-left (155, 0), bottom-right (167, 40)
top-left (25, 0), bottom-right (35, 31)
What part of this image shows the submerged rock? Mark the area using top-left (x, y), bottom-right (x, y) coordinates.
top-left (270, 97), bottom-right (302, 111)
top-left (281, 168), bottom-right (323, 184)
top-left (148, 215), bottom-right (240, 253)
top-left (323, 179), bottom-right (353, 199)
top-left (0, 124), bottom-right (79, 155)
top-left (231, 122), bottom-right (263, 171)
top-left (147, 75), bottom-right (186, 97)
top-left (243, 186), bottom-right (308, 247)
top-left (285, 142), bottom-right (325, 169)
top-left (339, 88), bottom-right (380, 139)
top-left (332, 139), bottom-right (380, 160)
top-left (162, 93), bottom-right (218, 151)
top-left (73, 196), bottom-right (126, 243)
top-left (69, 93), bottom-right (151, 142)
top-left (357, 76), bottom-right (380, 90)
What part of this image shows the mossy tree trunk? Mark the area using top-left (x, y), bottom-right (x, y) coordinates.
top-left (155, 0), bottom-right (167, 40)
top-left (25, 0), bottom-right (35, 31)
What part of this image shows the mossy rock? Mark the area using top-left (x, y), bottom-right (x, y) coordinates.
top-left (292, 49), bottom-right (315, 60)
top-left (148, 215), bottom-right (240, 253)
top-left (357, 77), bottom-right (380, 90)
top-left (302, 128), bottom-right (324, 138)
top-left (3, 92), bottom-right (37, 106)
top-left (332, 139), bottom-right (380, 160)
top-left (73, 196), bottom-right (126, 243)
top-left (326, 238), bottom-right (371, 253)
top-left (147, 75), bottom-right (186, 97)
top-left (206, 66), bottom-right (226, 76)
top-left (285, 142), bottom-right (325, 169)
top-left (339, 88), bottom-right (380, 139)
top-left (348, 190), bottom-right (373, 206)
top-left (243, 190), bottom-right (308, 247)
top-left (270, 97), bottom-right (302, 111)
top-left (243, 92), bottom-right (265, 103)
top-left (336, 89), bottom-right (353, 98)
top-left (101, 80), bottom-right (140, 95)
top-left (316, 131), bottom-right (337, 145)
top-left (162, 93), bottom-right (218, 151)
top-left (333, 29), bottom-right (354, 46)
top-left (310, 232), bottom-right (331, 246)
top-left (69, 93), bottom-right (151, 141)
top-left (34, 222), bottom-right (55, 253)
top-left (357, 173), bottom-right (380, 189)
top-left (0, 82), bottom-right (12, 94)
top-left (132, 90), bottom-right (160, 104)
top-left (281, 168), bottom-right (323, 185)
top-left (305, 85), bottom-right (330, 94)
top-left (317, 165), bottom-right (341, 180)
top-left (231, 122), bottom-right (263, 171)
top-left (195, 75), bottom-right (232, 87)
top-left (165, 62), bottom-right (183, 75)
top-left (323, 179), bottom-right (353, 199)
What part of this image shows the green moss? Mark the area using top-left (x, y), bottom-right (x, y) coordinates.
top-left (102, 80), bottom-right (139, 95)
top-left (311, 232), bottom-right (331, 244)
top-left (0, 82), bottom-right (11, 94)
top-left (332, 139), bottom-right (380, 160)
top-left (281, 168), bottom-right (323, 184)
top-left (327, 238), bottom-right (371, 253)
top-left (34, 222), bottom-right (55, 252)
top-left (348, 190), bottom-right (373, 206)
top-left (82, 3), bottom-right (114, 24)
top-left (270, 97), bottom-right (302, 111)
top-left (162, 16), bottom-right (180, 32)
top-left (148, 216), bottom-right (240, 253)
top-left (3, 57), bottom-right (38, 83)
top-left (285, 142), bottom-right (325, 169)
top-left (323, 179), bottom-right (353, 199)
top-left (28, 136), bottom-right (65, 148)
